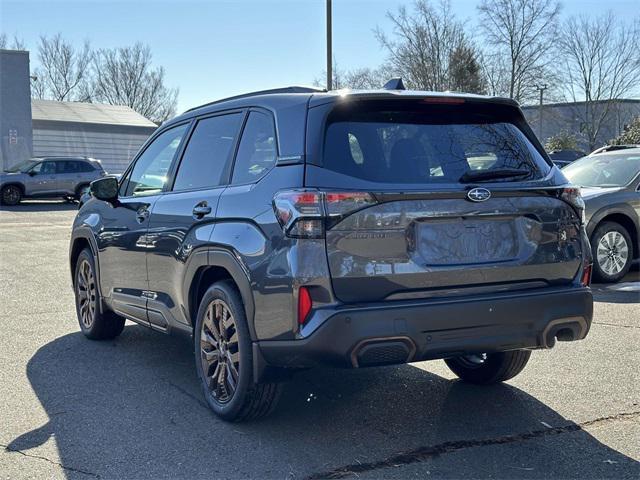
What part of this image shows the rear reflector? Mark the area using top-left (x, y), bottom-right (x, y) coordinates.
top-left (581, 263), bottom-right (592, 287)
top-left (298, 286), bottom-right (312, 324)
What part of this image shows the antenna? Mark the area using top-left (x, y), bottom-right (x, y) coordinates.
top-left (382, 78), bottom-right (406, 90)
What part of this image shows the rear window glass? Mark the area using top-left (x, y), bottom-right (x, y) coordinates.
top-left (322, 105), bottom-right (549, 184)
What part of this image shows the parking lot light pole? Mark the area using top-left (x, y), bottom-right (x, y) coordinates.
top-left (535, 83), bottom-right (548, 140)
top-left (326, 0), bottom-right (332, 91)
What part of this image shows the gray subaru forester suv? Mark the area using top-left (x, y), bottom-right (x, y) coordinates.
top-left (1, 156), bottom-right (105, 205)
top-left (69, 84), bottom-right (594, 421)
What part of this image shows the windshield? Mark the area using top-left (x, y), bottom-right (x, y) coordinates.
top-left (5, 160), bottom-right (38, 173)
top-left (322, 103), bottom-right (550, 185)
top-left (563, 153), bottom-right (640, 187)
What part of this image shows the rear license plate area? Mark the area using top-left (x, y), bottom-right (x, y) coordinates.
top-left (411, 217), bottom-right (518, 265)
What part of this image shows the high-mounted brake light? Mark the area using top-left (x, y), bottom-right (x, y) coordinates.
top-left (422, 97), bottom-right (465, 105)
top-left (298, 286), bottom-right (312, 324)
top-left (273, 190), bottom-right (376, 238)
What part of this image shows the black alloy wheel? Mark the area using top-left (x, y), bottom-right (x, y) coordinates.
top-left (1, 185), bottom-right (22, 205)
top-left (200, 299), bottom-right (240, 403)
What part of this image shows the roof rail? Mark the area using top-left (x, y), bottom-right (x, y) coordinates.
top-left (185, 86), bottom-right (326, 113)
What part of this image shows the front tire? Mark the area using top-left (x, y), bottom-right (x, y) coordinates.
top-left (591, 222), bottom-right (632, 283)
top-left (194, 281), bottom-right (281, 422)
top-left (444, 350), bottom-right (531, 385)
top-left (74, 248), bottom-right (125, 340)
top-left (1, 185), bottom-right (22, 206)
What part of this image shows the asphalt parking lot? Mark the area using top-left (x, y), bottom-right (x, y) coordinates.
top-left (1, 201), bottom-right (639, 480)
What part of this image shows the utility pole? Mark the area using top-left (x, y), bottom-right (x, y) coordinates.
top-left (535, 84), bottom-right (548, 140)
top-left (326, 0), bottom-right (332, 91)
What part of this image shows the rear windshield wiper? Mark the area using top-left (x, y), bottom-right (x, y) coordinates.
top-left (459, 168), bottom-right (531, 183)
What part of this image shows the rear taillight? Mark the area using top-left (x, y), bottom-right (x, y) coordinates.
top-left (560, 187), bottom-right (586, 224)
top-left (298, 286), bottom-right (312, 324)
top-left (273, 190), bottom-right (376, 238)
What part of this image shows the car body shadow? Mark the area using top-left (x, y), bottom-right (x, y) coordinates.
top-left (8, 325), bottom-right (639, 479)
top-left (592, 265), bottom-right (640, 304)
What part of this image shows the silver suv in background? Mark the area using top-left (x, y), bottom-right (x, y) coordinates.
top-left (0, 157), bottom-right (106, 205)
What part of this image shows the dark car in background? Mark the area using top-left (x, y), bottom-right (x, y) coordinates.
top-left (70, 86), bottom-right (593, 421)
top-left (0, 156), bottom-right (106, 205)
top-left (548, 149), bottom-right (586, 168)
top-left (563, 149), bottom-right (640, 282)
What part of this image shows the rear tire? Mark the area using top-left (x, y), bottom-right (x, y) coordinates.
top-left (74, 248), bottom-right (125, 340)
top-left (1, 185), bottom-right (22, 206)
top-left (591, 222), bottom-right (633, 283)
top-left (444, 350), bottom-right (531, 385)
top-left (194, 280), bottom-right (281, 422)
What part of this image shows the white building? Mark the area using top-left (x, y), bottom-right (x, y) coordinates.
top-left (31, 99), bottom-right (157, 174)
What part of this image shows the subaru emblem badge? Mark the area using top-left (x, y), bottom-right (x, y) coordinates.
top-left (467, 187), bottom-right (491, 202)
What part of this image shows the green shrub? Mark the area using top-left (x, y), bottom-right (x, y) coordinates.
top-left (609, 117), bottom-right (640, 145)
top-left (545, 131), bottom-right (578, 151)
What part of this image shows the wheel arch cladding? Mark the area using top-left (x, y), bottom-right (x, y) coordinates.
top-left (595, 213), bottom-right (638, 259)
top-left (70, 237), bottom-right (92, 285)
top-left (69, 230), bottom-right (101, 290)
top-left (2, 182), bottom-right (25, 194)
top-left (186, 249), bottom-right (257, 340)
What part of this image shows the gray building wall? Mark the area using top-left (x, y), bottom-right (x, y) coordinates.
top-left (32, 120), bottom-right (155, 173)
top-left (0, 50), bottom-right (33, 170)
top-left (523, 100), bottom-right (640, 151)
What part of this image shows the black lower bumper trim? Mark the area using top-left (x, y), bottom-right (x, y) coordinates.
top-left (256, 286), bottom-right (593, 372)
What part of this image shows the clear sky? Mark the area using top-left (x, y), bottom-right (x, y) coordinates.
top-left (1, 0), bottom-right (638, 113)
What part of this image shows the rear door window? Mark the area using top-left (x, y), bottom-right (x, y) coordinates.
top-left (322, 103), bottom-right (549, 184)
top-left (173, 112), bottom-right (244, 191)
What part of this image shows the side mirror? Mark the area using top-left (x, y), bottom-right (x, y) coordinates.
top-left (90, 176), bottom-right (118, 202)
top-left (28, 170), bottom-right (37, 177)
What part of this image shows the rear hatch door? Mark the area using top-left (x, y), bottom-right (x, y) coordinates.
top-left (306, 97), bottom-right (584, 303)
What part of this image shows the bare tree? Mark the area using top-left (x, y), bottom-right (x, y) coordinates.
top-left (343, 67), bottom-right (390, 89)
top-left (558, 14), bottom-right (640, 150)
top-left (478, 0), bottom-right (560, 102)
top-left (0, 33), bottom-right (26, 50)
top-left (36, 34), bottom-right (92, 101)
top-left (314, 59), bottom-right (389, 90)
top-left (480, 52), bottom-right (510, 96)
top-left (376, 0), bottom-right (477, 92)
top-left (91, 43), bottom-right (178, 124)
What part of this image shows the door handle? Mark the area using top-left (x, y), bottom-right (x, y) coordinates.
top-left (136, 207), bottom-right (150, 223)
top-left (192, 202), bottom-right (212, 218)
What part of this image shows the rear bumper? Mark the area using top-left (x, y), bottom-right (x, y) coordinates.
top-left (255, 286), bottom-right (593, 373)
